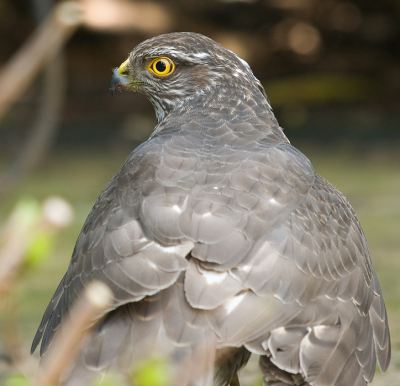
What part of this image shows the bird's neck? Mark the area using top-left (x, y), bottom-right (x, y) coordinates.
top-left (150, 85), bottom-right (288, 144)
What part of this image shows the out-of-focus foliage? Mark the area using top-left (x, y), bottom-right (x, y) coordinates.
top-left (25, 231), bottom-right (54, 269)
top-left (0, 197), bottom-right (74, 385)
top-left (6, 198), bottom-right (50, 270)
top-left (130, 358), bottom-right (173, 386)
top-left (4, 373), bottom-right (29, 386)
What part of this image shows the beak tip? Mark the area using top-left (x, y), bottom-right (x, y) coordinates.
top-left (109, 68), bottom-right (120, 95)
top-left (109, 67), bottom-right (131, 95)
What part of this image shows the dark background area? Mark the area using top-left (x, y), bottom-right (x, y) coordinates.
top-left (1, 0), bottom-right (400, 152)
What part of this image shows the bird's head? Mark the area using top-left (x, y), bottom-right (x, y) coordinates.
top-left (110, 32), bottom-right (267, 121)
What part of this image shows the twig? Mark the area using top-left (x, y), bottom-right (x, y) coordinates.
top-left (0, 53), bottom-right (66, 199)
top-left (0, 1), bottom-right (83, 122)
top-left (35, 281), bottom-right (114, 386)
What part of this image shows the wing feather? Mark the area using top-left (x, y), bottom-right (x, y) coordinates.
top-left (32, 115), bottom-right (390, 386)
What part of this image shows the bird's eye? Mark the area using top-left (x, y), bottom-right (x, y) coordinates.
top-left (148, 57), bottom-right (175, 77)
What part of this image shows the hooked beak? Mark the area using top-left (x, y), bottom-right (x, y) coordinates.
top-left (109, 59), bottom-right (132, 95)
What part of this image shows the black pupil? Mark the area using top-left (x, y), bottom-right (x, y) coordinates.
top-left (155, 60), bottom-right (167, 73)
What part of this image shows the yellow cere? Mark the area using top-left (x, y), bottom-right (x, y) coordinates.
top-left (148, 57), bottom-right (175, 77)
top-left (118, 58), bottom-right (130, 77)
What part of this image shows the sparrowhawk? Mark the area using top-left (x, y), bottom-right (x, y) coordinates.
top-left (32, 32), bottom-right (391, 386)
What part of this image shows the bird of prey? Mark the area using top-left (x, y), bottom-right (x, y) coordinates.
top-left (32, 32), bottom-right (390, 386)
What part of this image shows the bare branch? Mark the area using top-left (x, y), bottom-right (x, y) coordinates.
top-left (0, 1), bottom-right (83, 122)
top-left (35, 281), bottom-right (114, 386)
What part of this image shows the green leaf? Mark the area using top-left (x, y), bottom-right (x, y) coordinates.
top-left (25, 232), bottom-right (54, 268)
top-left (11, 198), bottom-right (41, 226)
top-left (131, 358), bottom-right (173, 386)
top-left (5, 373), bottom-right (29, 386)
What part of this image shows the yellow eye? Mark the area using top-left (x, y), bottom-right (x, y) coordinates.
top-left (148, 57), bottom-right (175, 77)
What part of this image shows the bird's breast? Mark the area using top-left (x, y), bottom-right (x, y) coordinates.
top-left (122, 136), bottom-right (313, 267)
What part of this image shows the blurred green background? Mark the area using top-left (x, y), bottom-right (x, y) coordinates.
top-left (0, 0), bottom-right (399, 384)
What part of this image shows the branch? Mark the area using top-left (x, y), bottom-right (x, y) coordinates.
top-left (35, 281), bottom-right (114, 386)
top-left (0, 2), bottom-right (83, 122)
